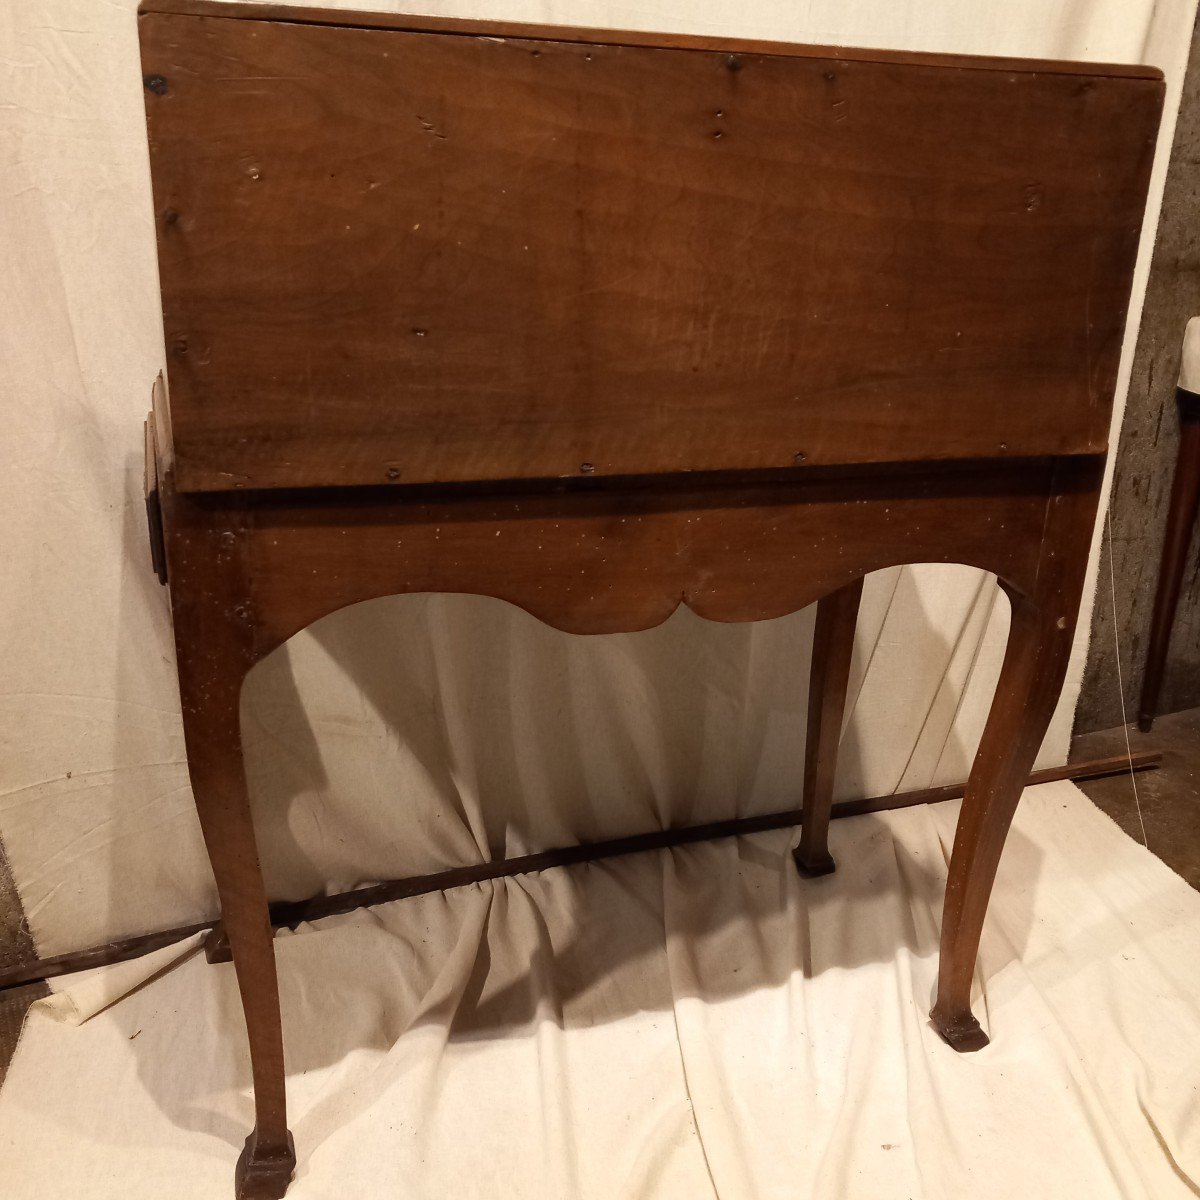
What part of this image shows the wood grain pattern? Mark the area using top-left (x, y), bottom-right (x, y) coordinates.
top-left (163, 460), bottom-right (1058, 660)
top-left (136, 8), bottom-right (1162, 1195)
top-left (141, 8), bottom-right (1161, 492)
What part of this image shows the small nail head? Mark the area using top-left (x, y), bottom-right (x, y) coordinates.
top-left (143, 74), bottom-right (168, 95)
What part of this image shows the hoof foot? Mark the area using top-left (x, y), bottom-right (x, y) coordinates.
top-left (1137, 713), bottom-right (1154, 734)
top-left (793, 848), bottom-right (836, 878)
top-left (931, 1009), bottom-right (990, 1053)
top-left (236, 1130), bottom-right (296, 1200)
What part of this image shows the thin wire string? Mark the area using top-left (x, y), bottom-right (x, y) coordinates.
top-left (1106, 504), bottom-right (1150, 847)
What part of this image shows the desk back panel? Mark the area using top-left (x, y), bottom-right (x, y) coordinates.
top-left (139, 4), bottom-right (1163, 493)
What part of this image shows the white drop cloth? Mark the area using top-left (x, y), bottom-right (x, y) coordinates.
top-left (2, 782), bottom-right (1198, 1199)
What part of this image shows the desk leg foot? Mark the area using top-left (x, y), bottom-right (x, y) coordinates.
top-left (236, 1131), bottom-right (296, 1200)
top-left (792, 848), bottom-right (837, 878)
top-left (930, 1007), bottom-right (990, 1053)
top-left (796, 579), bottom-right (862, 878)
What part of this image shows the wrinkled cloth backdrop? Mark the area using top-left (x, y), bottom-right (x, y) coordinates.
top-left (1, 0), bottom-right (1194, 956)
top-left (6, 782), bottom-right (1200, 1199)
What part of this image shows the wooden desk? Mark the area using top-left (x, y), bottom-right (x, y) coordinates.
top-left (138, 4), bottom-right (1162, 1196)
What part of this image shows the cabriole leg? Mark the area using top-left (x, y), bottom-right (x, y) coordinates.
top-left (794, 578), bottom-right (864, 877)
top-left (171, 551), bottom-right (295, 1198)
top-left (930, 585), bottom-right (1075, 1051)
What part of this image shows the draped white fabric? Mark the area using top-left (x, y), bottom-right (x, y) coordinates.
top-left (0, 0), bottom-right (1194, 955)
top-left (3, 783), bottom-right (1200, 1198)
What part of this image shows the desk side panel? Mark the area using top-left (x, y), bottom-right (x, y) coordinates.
top-left (140, 13), bottom-right (1163, 491)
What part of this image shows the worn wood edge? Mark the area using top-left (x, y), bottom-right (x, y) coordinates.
top-left (135, 0), bottom-right (1164, 82)
top-left (144, 413), bottom-right (169, 586)
top-left (150, 371), bottom-right (173, 475)
top-left (0, 750), bottom-right (1158, 992)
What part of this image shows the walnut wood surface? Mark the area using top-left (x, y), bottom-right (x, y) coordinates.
top-left (141, 7), bottom-right (1161, 492)
top-left (931, 471), bottom-right (1101, 1051)
top-left (136, 7), bottom-right (1162, 1195)
top-left (167, 460), bottom-right (1059, 660)
top-left (795, 578), bottom-right (863, 876)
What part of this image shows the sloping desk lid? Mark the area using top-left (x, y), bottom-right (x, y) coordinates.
top-left (139, 1), bottom-right (1164, 492)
